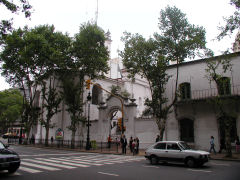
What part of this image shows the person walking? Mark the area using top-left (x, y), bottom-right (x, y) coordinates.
top-left (129, 136), bottom-right (133, 153)
top-left (155, 135), bottom-right (160, 142)
top-left (51, 136), bottom-right (54, 145)
top-left (107, 135), bottom-right (112, 149)
top-left (132, 139), bottom-right (136, 155)
top-left (235, 136), bottom-right (240, 153)
top-left (121, 135), bottom-right (127, 154)
top-left (209, 136), bottom-right (216, 154)
top-left (135, 137), bottom-right (139, 154)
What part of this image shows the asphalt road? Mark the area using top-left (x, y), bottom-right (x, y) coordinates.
top-left (0, 145), bottom-right (240, 180)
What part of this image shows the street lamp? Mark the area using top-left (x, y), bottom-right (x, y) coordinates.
top-left (86, 92), bottom-right (91, 150)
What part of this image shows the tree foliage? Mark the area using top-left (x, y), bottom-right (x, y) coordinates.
top-left (0, 88), bottom-right (23, 134)
top-left (121, 6), bottom-right (209, 140)
top-left (40, 76), bottom-right (62, 146)
top-left (0, 25), bottom-right (71, 138)
top-left (155, 6), bottom-right (210, 61)
top-left (60, 22), bottom-right (109, 148)
top-left (0, 0), bottom-right (32, 41)
top-left (218, 0), bottom-right (240, 39)
top-left (205, 54), bottom-right (236, 157)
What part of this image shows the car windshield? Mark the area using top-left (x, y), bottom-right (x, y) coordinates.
top-left (179, 142), bottom-right (191, 150)
top-left (0, 142), bottom-right (5, 149)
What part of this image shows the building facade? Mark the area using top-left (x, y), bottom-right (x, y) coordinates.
top-left (34, 50), bottom-right (240, 151)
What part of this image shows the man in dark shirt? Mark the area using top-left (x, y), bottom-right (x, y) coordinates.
top-left (121, 135), bottom-right (127, 154)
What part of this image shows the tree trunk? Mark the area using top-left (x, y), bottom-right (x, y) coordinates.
top-left (71, 130), bottom-right (76, 149)
top-left (45, 125), bottom-right (49, 147)
top-left (225, 127), bottom-right (232, 157)
top-left (157, 118), bottom-right (166, 141)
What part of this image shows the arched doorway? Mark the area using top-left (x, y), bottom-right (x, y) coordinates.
top-left (218, 116), bottom-right (237, 143)
top-left (108, 108), bottom-right (122, 137)
top-left (179, 118), bottom-right (194, 143)
top-left (92, 84), bottom-right (102, 105)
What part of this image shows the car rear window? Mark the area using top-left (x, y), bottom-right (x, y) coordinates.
top-left (154, 143), bottom-right (166, 149)
top-left (167, 143), bottom-right (180, 150)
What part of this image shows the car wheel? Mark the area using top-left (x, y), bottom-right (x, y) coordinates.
top-left (150, 156), bottom-right (158, 165)
top-left (8, 167), bottom-right (19, 174)
top-left (186, 158), bottom-right (195, 168)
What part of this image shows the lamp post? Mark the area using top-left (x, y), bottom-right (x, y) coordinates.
top-left (86, 92), bottom-right (91, 150)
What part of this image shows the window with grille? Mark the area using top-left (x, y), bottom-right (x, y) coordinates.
top-left (179, 82), bottom-right (191, 100)
top-left (92, 84), bottom-right (102, 105)
top-left (217, 77), bottom-right (231, 96)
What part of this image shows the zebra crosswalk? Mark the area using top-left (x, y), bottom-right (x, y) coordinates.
top-left (16, 154), bottom-right (145, 174)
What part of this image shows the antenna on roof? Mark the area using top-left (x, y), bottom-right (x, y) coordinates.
top-left (95, 0), bottom-right (98, 25)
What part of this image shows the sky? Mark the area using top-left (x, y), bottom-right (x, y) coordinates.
top-left (0, 0), bottom-right (237, 90)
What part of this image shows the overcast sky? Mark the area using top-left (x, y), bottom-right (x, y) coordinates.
top-left (0, 0), bottom-right (237, 90)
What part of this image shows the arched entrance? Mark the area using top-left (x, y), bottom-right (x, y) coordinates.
top-left (97, 95), bottom-right (137, 142)
top-left (218, 116), bottom-right (237, 143)
top-left (108, 108), bottom-right (122, 136)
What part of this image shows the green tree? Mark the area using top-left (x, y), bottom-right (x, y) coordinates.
top-left (205, 54), bottom-right (236, 157)
top-left (0, 89), bottom-right (23, 134)
top-left (209, 0), bottom-right (240, 157)
top-left (109, 85), bottom-right (130, 98)
top-left (60, 22), bottom-right (109, 148)
top-left (40, 76), bottom-right (62, 146)
top-left (218, 0), bottom-right (240, 40)
top-left (60, 72), bottom-right (86, 148)
top-left (0, 25), bottom-right (71, 139)
top-left (0, 0), bottom-right (31, 42)
top-left (120, 6), bottom-right (210, 140)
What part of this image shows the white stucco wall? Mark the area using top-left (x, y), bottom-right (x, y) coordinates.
top-left (34, 53), bottom-right (240, 151)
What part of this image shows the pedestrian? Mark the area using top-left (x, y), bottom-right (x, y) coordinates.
top-left (136, 137), bottom-right (139, 154)
top-left (121, 135), bottom-right (127, 154)
top-left (218, 138), bottom-right (226, 153)
top-left (51, 136), bottom-right (54, 145)
top-left (155, 135), bottom-right (160, 142)
top-left (132, 139), bottom-right (136, 155)
top-left (209, 136), bottom-right (216, 154)
top-left (31, 134), bottom-right (35, 144)
top-left (107, 135), bottom-right (112, 149)
top-left (129, 136), bottom-right (133, 153)
top-left (235, 136), bottom-right (240, 153)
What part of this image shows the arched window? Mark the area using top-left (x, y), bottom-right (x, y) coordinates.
top-left (217, 77), bottom-right (231, 95)
top-left (179, 82), bottom-right (191, 100)
top-left (180, 118), bottom-right (194, 142)
top-left (92, 84), bottom-right (102, 105)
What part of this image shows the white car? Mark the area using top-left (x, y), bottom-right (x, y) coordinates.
top-left (145, 141), bottom-right (210, 167)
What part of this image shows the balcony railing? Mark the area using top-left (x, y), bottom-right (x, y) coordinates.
top-left (181, 85), bottom-right (240, 101)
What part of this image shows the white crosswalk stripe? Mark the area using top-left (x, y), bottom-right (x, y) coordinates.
top-left (49, 157), bottom-right (103, 166)
top-left (21, 161), bottom-right (60, 171)
top-left (18, 154), bottom-right (144, 174)
top-left (19, 166), bottom-right (42, 173)
top-left (35, 158), bottom-right (90, 167)
top-left (23, 159), bottom-right (77, 169)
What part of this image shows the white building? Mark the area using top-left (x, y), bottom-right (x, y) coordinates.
top-left (33, 35), bottom-right (240, 151)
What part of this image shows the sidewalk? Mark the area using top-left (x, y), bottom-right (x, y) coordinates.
top-left (208, 152), bottom-right (240, 161)
top-left (79, 148), bottom-right (240, 162)
top-left (6, 140), bottom-right (240, 162)
top-left (48, 146), bottom-right (240, 162)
